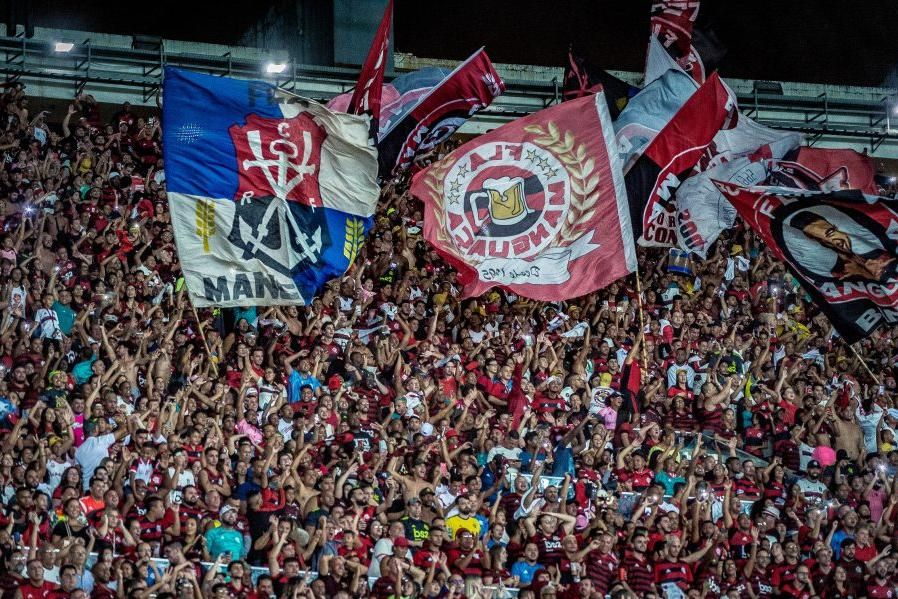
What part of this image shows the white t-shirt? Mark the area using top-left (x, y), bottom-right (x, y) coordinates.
top-left (487, 446), bottom-right (522, 462)
top-left (34, 307), bottom-right (62, 339)
top-left (856, 404), bottom-right (884, 454)
top-left (796, 478), bottom-right (828, 505)
top-left (42, 565), bottom-right (60, 584)
top-left (277, 418), bottom-right (293, 441)
top-left (75, 433), bottom-right (116, 488)
top-left (468, 329), bottom-right (487, 344)
top-left (167, 467), bottom-right (196, 503)
top-left (8, 286), bottom-right (26, 312)
top-left (46, 458), bottom-right (72, 492)
top-left (258, 383), bottom-right (285, 411)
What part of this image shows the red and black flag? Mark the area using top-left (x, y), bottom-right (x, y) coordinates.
top-left (766, 147), bottom-right (879, 195)
top-left (377, 48), bottom-right (504, 177)
top-left (624, 72), bottom-right (734, 247)
top-left (563, 48), bottom-right (639, 119)
top-left (646, 0), bottom-right (703, 84)
top-left (347, 0), bottom-right (393, 127)
top-left (717, 184), bottom-right (898, 343)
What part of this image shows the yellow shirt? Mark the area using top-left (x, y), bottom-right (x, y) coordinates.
top-left (445, 514), bottom-right (481, 540)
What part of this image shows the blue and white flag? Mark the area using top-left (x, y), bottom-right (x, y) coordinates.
top-left (614, 67), bottom-right (698, 173)
top-left (163, 68), bottom-right (379, 307)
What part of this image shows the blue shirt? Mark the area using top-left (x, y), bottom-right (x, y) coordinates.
top-left (831, 530), bottom-right (855, 560)
top-left (288, 370), bottom-right (320, 403)
top-left (233, 307), bottom-right (258, 329)
top-left (510, 561), bottom-right (543, 585)
top-left (551, 444), bottom-right (575, 477)
top-left (0, 396), bottom-right (16, 424)
top-left (519, 450), bottom-right (547, 473)
top-left (655, 471), bottom-right (685, 496)
top-left (52, 301), bottom-right (76, 335)
top-left (72, 356), bottom-right (98, 384)
top-left (204, 525), bottom-right (245, 559)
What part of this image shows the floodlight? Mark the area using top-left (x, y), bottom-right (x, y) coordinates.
top-left (54, 41), bottom-right (75, 53)
top-left (265, 62), bottom-right (287, 74)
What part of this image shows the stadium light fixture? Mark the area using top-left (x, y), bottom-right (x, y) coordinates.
top-left (265, 62), bottom-right (287, 75)
top-left (54, 41), bottom-right (75, 53)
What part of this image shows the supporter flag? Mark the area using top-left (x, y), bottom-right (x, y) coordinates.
top-left (326, 67), bottom-right (450, 135)
top-left (717, 183), bottom-right (898, 343)
top-left (674, 112), bottom-right (802, 258)
top-left (347, 0), bottom-right (393, 126)
top-left (379, 67), bottom-right (453, 136)
top-left (645, 0), bottom-right (704, 85)
top-left (410, 92), bottom-right (636, 301)
top-left (377, 48), bottom-right (505, 177)
top-left (625, 72), bottom-right (734, 247)
top-left (162, 68), bottom-right (379, 307)
top-left (778, 147), bottom-right (878, 195)
top-left (614, 68), bottom-right (697, 173)
top-left (563, 48), bottom-right (639, 119)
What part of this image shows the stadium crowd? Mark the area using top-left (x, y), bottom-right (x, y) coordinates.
top-left (1, 81), bottom-right (898, 599)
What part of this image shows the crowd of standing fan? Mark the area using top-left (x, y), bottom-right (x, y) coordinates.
top-left (1, 83), bottom-right (898, 599)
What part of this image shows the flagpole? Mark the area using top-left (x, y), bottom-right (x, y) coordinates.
top-left (189, 300), bottom-right (219, 378)
top-left (848, 342), bottom-right (881, 386)
top-left (634, 263), bottom-right (649, 367)
top-left (817, 308), bottom-right (882, 387)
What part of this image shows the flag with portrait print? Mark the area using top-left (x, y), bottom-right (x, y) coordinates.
top-left (717, 183), bottom-right (898, 343)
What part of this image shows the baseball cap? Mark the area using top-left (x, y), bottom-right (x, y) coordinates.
top-left (807, 460), bottom-right (821, 469)
top-left (220, 504), bottom-right (238, 516)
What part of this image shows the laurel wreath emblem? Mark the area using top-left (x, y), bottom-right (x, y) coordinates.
top-left (523, 122), bottom-right (601, 245)
top-left (423, 160), bottom-right (460, 256)
top-left (422, 122), bottom-right (600, 255)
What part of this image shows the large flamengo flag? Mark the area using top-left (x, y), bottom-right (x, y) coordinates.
top-left (163, 68), bottom-right (379, 307)
top-left (410, 92), bottom-right (636, 301)
top-left (347, 0), bottom-right (393, 125)
top-left (625, 72), bottom-right (734, 247)
top-left (717, 183), bottom-right (898, 343)
top-left (377, 48), bottom-right (505, 176)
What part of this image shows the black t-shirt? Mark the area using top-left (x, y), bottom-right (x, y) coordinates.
top-left (245, 506), bottom-right (278, 564)
top-left (51, 521), bottom-right (92, 544)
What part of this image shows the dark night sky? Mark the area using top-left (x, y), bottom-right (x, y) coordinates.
top-left (22, 0), bottom-right (898, 87)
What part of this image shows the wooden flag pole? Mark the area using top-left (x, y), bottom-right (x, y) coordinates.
top-left (634, 263), bottom-right (649, 367)
top-left (189, 300), bottom-right (219, 377)
top-left (818, 308), bottom-right (881, 387)
top-left (848, 342), bottom-right (881, 386)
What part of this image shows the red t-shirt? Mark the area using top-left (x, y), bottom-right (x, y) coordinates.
top-left (20, 581), bottom-right (58, 599)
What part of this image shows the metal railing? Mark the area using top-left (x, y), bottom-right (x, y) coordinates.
top-left (3, 31), bottom-right (898, 153)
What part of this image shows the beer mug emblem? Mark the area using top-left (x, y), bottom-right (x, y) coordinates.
top-left (483, 177), bottom-right (528, 225)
